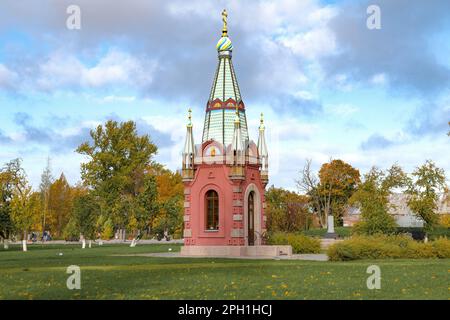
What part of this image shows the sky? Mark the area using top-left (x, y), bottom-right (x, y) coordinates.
top-left (0, 0), bottom-right (449, 190)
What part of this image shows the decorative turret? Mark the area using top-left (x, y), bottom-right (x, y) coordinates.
top-left (257, 113), bottom-right (268, 184)
top-left (182, 108), bottom-right (195, 181)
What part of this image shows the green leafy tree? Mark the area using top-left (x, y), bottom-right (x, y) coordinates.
top-left (134, 175), bottom-right (159, 236)
top-left (5, 159), bottom-right (42, 249)
top-left (39, 157), bottom-right (53, 233)
top-left (153, 197), bottom-right (183, 240)
top-left (76, 120), bottom-right (158, 234)
top-left (350, 165), bottom-right (408, 235)
top-left (71, 193), bottom-right (100, 241)
top-left (406, 160), bottom-right (447, 232)
top-left (0, 162), bottom-right (16, 243)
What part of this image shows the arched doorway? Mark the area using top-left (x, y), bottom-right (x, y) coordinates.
top-left (244, 184), bottom-right (261, 246)
top-left (247, 191), bottom-right (255, 246)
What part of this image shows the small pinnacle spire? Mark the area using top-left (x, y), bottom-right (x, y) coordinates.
top-left (187, 108), bottom-right (192, 127)
top-left (259, 112), bottom-right (265, 130)
top-left (234, 105), bottom-right (240, 124)
top-left (222, 9), bottom-right (228, 37)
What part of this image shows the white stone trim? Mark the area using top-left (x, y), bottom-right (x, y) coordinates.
top-left (233, 214), bottom-right (243, 221)
top-left (183, 229), bottom-right (192, 238)
top-left (232, 200), bottom-right (243, 207)
top-left (231, 228), bottom-right (244, 237)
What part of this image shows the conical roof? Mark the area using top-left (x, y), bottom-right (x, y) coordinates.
top-left (202, 11), bottom-right (249, 148)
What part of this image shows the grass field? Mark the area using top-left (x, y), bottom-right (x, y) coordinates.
top-left (0, 243), bottom-right (448, 300)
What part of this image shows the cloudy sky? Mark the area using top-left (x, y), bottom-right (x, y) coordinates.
top-left (0, 0), bottom-right (449, 190)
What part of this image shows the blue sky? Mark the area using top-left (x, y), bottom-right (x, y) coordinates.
top-left (0, 0), bottom-right (449, 190)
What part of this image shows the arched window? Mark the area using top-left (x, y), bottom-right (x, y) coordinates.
top-left (205, 190), bottom-right (219, 230)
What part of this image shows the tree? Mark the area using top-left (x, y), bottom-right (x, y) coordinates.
top-left (76, 120), bottom-right (158, 235)
top-left (152, 167), bottom-right (183, 239)
top-left (47, 173), bottom-right (73, 238)
top-left (0, 165), bottom-right (15, 247)
top-left (406, 160), bottom-right (447, 232)
top-left (6, 159), bottom-right (40, 250)
top-left (318, 159), bottom-right (360, 226)
top-left (39, 157), bottom-right (53, 234)
top-left (296, 159), bottom-right (360, 228)
top-left (134, 175), bottom-right (159, 236)
top-left (71, 193), bottom-right (100, 242)
top-left (350, 164), bottom-right (407, 235)
top-left (296, 159), bottom-right (325, 227)
top-left (265, 186), bottom-right (312, 232)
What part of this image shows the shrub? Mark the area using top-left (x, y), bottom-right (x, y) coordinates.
top-left (327, 235), bottom-right (450, 261)
top-left (431, 237), bottom-right (450, 258)
top-left (396, 226), bottom-right (450, 240)
top-left (428, 227), bottom-right (450, 240)
top-left (302, 227), bottom-right (352, 238)
top-left (101, 219), bottom-right (114, 239)
top-left (440, 214), bottom-right (450, 228)
top-left (268, 232), bottom-right (321, 254)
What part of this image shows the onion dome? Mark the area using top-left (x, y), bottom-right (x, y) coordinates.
top-left (216, 36), bottom-right (233, 52)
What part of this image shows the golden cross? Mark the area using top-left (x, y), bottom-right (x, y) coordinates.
top-left (222, 9), bottom-right (228, 36)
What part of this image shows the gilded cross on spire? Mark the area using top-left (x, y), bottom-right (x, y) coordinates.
top-left (259, 113), bottom-right (265, 130)
top-left (187, 108), bottom-right (192, 127)
top-left (222, 9), bottom-right (228, 37)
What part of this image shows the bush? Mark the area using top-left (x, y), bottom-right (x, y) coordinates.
top-left (267, 232), bottom-right (321, 254)
top-left (428, 227), bottom-right (450, 240)
top-left (396, 226), bottom-right (450, 240)
top-left (440, 214), bottom-right (450, 228)
top-left (301, 227), bottom-right (352, 238)
top-left (327, 235), bottom-right (450, 261)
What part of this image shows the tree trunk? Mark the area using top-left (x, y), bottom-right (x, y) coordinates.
top-left (22, 240), bottom-right (27, 252)
top-left (82, 238), bottom-right (86, 249)
top-left (3, 239), bottom-right (8, 250)
top-left (88, 240), bottom-right (92, 248)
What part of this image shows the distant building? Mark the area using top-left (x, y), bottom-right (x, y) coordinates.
top-left (343, 193), bottom-right (450, 227)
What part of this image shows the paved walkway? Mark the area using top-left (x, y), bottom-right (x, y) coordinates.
top-left (116, 252), bottom-right (329, 261)
top-left (6, 239), bottom-right (184, 245)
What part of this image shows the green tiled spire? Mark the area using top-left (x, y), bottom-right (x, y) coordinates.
top-left (202, 10), bottom-right (249, 148)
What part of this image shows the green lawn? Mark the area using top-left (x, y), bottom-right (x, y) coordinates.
top-left (0, 244), bottom-right (448, 300)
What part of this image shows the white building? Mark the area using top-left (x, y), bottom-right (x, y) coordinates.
top-left (343, 193), bottom-right (450, 227)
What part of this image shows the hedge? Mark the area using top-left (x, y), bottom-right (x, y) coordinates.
top-left (267, 232), bottom-right (321, 254)
top-left (327, 235), bottom-right (450, 261)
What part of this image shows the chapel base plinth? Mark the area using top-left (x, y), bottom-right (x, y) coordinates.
top-left (180, 245), bottom-right (292, 257)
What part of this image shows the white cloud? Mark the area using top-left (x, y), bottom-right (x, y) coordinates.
top-left (0, 64), bottom-right (18, 88)
top-left (101, 95), bottom-right (137, 103)
top-left (371, 73), bottom-right (388, 86)
top-left (280, 27), bottom-right (336, 60)
top-left (325, 103), bottom-right (359, 117)
top-left (36, 49), bottom-right (155, 91)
